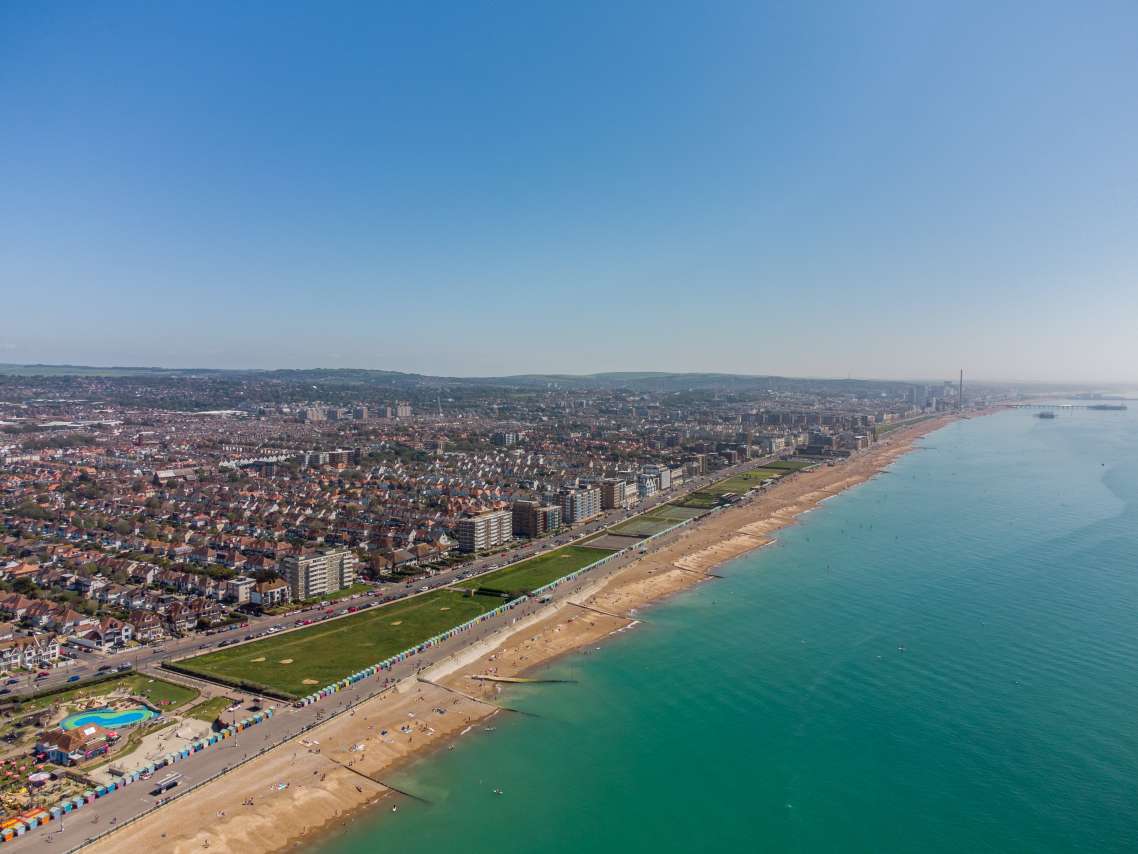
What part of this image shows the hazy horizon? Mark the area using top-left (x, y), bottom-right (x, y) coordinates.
top-left (1, 360), bottom-right (1134, 389)
top-left (3, 1), bottom-right (1136, 382)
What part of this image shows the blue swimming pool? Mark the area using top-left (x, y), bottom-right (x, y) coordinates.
top-left (60, 707), bottom-right (157, 730)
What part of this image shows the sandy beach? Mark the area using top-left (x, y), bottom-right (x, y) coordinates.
top-left (83, 413), bottom-right (961, 854)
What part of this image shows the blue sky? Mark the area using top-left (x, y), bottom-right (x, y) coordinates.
top-left (2, 1), bottom-right (1136, 381)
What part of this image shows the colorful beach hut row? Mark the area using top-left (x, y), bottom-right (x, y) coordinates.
top-left (0, 709), bottom-right (274, 844)
top-left (295, 596), bottom-right (532, 708)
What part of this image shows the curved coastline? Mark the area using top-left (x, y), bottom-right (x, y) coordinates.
top-left (82, 411), bottom-right (974, 854)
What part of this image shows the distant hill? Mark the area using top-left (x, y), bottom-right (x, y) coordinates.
top-left (0, 363), bottom-right (924, 394)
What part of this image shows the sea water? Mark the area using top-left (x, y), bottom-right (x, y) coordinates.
top-left (320, 407), bottom-right (1138, 854)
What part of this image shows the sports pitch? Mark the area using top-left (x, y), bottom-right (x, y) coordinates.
top-left (172, 589), bottom-right (502, 697)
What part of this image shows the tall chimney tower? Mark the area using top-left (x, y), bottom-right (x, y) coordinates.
top-left (958, 369), bottom-right (964, 410)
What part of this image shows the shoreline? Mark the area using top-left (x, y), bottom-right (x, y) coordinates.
top-left (83, 411), bottom-right (970, 854)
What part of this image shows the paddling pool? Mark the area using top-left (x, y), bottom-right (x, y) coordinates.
top-left (60, 707), bottom-right (157, 730)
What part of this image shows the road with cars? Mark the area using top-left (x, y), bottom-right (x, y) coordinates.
top-left (7, 452), bottom-right (797, 852)
top-left (9, 454), bottom-right (784, 700)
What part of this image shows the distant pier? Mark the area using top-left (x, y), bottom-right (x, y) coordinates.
top-left (1011, 403), bottom-right (1127, 411)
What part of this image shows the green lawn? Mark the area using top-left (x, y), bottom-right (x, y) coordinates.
top-left (454, 545), bottom-right (616, 595)
top-left (172, 590), bottom-right (502, 697)
top-left (672, 467), bottom-right (790, 508)
top-left (607, 517), bottom-right (673, 537)
top-left (711, 468), bottom-right (788, 493)
top-left (671, 492), bottom-right (720, 509)
top-left (609, 504), bottom-right (705, 537)
top-left (16, 674), bottom-right (198, 714)
top-left (183, 696), bottom-right (232, 722)
top-left (764, 460), bottom-right (814, 471)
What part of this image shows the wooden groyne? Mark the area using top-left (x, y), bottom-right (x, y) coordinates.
top-left (415, 677), bottom-right (542, 717)
top-left (468, 675), bottom-right (576, 684)
top-left (567, 601), bottom-right (645, 622)
top-left (326, 757), bottom-right (430, 804)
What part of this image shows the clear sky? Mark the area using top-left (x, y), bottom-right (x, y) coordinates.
top-left (2, 1), bottom-right (1136, 382)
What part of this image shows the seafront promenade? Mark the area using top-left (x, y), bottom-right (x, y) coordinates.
top-left (4, 453), bottom-right (794, 852)
top-left (16, 414), bottom-right (956, 853)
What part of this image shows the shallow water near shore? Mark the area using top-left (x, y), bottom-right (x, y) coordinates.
top-left (319, 408), bottom-right (1138, 854)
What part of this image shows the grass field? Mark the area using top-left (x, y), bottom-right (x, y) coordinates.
top-left (711, 468), bottom-right (788, 493)
top-left (764, 460), bottom-right (814, 471)
top-left (609, 503), bottom-right (706, 537)
top-left (671, 492), bottom-right (720, 509)
top-left (183, 696), bottom-right (232, 722)
top-left (173, 590), bottom-right (502, 697)
top-left (672, 467), bottom-right (791, 508)
top-left (454, 545), bottom-right (616, 595)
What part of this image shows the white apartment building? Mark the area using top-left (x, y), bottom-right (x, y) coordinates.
top-left (560, 485), bottom-right (602, 524)
top-left (281, 548), bottom-right (359, 601)
top-left (456, 509), bottom-right (513, 553)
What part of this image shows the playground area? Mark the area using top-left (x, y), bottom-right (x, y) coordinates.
top-left (0, 673), bottom-right (207, 825)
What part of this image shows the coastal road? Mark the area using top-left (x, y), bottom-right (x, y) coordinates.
top-left (11, 446), bottom-right (813, 852)
top-left (9, 529), bottom-right (669, 854)
top-left (15, 454), bottom-right (784, 697)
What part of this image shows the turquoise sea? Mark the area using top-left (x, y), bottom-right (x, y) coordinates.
top-left (320, 407), bottom-right (1138, 854)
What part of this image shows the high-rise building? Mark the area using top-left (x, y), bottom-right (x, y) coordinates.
top-left (512, 500), bottom-right (562, 537)
top-left (298, 407), bottom-right (326, 423)
top-left (281, 548), bottom-right (358, 601)
top-left (600, 479), bottom-right (630, 510)
top-left (642, 464), bottom-right (671, 490)
top-left (395, 401), bottom-right (412, 418)
top-left (559, 485), bottom-right (602, 524)
top-left (456, 509), bottom-right (513, 553)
